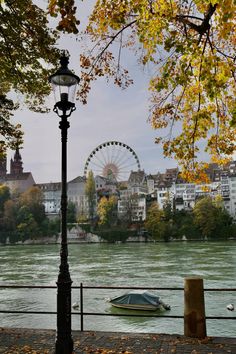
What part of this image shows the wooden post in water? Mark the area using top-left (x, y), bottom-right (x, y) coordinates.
top-left (184, 277), bottom-right (207, 338)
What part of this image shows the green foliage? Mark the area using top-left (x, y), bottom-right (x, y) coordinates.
top-left (67, 201), bottom-right (77, 224)
top-left (0, 186), bottom-right (59, 243)
top-left (0, 184), bottom-right (10, 215)
top-left (77, 0), bottom-right (236, 181)
top-left (193, 196), bottom-right (234, 239)
top-left (145, 202), bottom-right (171, 241)
top-left (173, 209), bottom-right (201, 240)
top-left (145, 198), bottom-right (234, 241)
top-left (78, 223), bottom-right (91, 233)
top-left (19, 187), bottom-right (46, 225)
top-left (46, 217), bottom-right (60, 236)
top-left (0, 0), bottom-right (59, 155)
top-left (96, 227), bottom-right (135, 243)
top-left (97, 196), bottom-right (118, 226)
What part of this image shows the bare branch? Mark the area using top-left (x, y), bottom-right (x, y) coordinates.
top-left (87, 20), bottom-right (137, 76)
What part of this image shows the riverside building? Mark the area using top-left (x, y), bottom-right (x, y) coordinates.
top-left (2, 148), bottom-right (236, 220)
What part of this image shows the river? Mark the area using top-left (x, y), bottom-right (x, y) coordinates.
top-left (0, 241), bottom-right (235, 336)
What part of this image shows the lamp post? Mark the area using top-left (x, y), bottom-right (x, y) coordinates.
top-left (49, 55), bottom-right (80, 354)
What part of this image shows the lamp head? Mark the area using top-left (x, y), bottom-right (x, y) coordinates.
top-left (49, 55), bottom-right (80, 116)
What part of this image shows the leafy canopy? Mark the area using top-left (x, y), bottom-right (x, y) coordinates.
top-left (193, 195), bottom-right (233, 238)
top-left (97, 195), bottom-right (117, 226)
top-left (0, 0), bottom-right (59, 155)
top-left (53, 0), bottom-right (236, 181)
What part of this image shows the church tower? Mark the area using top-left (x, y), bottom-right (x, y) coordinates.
top-left (10, 146), bottom-right (23, 175)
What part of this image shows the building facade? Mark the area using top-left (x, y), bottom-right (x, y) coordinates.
top-left (0, 148), bottom-right (35, 193)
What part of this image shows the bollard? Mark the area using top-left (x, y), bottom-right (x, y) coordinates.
top-left (184, 277), bottom-right (207, 338)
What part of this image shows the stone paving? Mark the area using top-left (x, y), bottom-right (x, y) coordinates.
top-left (0, 328), bottom-right (236, 353)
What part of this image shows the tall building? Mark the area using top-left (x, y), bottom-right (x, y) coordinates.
top-left (0, 147), bottom-right (35, 193)
top-left (10, 147), bottom-right (23, 175)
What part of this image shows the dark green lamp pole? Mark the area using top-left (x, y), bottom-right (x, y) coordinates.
top-left (49, 55), bottom-right (80, 354)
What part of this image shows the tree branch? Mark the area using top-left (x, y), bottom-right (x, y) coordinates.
top-left (176, 3), bottom-right (218, 36)
top-left (88, 20), bottom-right (137, 76)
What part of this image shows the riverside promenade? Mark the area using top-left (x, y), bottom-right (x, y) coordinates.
top-left (1, 328), bottom-right (236, 353)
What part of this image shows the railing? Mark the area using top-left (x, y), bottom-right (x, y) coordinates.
top-left (0, 284), bottom-right (236, 332)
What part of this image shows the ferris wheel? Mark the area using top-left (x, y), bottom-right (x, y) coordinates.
top-left (84, 141), bottom-right (141, 181)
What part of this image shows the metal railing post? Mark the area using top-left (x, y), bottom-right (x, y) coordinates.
top-left (80, 283), bottom-right (84, 332)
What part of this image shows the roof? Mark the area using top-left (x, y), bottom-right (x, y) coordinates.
top-left (128, 170), bottom-right (145, 184)
top-left (37, 182), bottom-right (61, 191)
top-left (1, 172), bottom-right (34, 182)
top-left (68, 176), bottom-right (86, 184)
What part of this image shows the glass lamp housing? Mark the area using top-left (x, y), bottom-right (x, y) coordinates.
top-left (49, 56), bottom-right (80, 110)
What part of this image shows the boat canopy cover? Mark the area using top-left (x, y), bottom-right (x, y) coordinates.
top-left (110, 291), bottom-right (160, 306)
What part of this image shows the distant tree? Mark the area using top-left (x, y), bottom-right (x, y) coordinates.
top-left (67, 201), bottom-right (77, 224)
top-left (0, 185), bottom-right (10, 215)
top-left (212, 197), bottom-right (233, 239)
top-left (193, 196), bottom-right (233, 239)
top-left (77, 212), bottom-right (88, 224)
top-left (162, 198), bottom-right (174, 222)
top-left (47, 217), bottom-right (60, 237)
top-left (16, 205), bottom-right (38, 241)
top-left (193, 197), bottom-right (217, 238)
top-left (0, 186), bottom-right (60, 242)
top-left (173, 209), bottom-right (201, 240)
top-left (85, 171), bottom-right (96, 222)
top-left (0, 194), bottom-right (17, 243)
top-left (19, 187), bottom-right (46, 225)
top-left (145, 202), bottom-right (168, 241)
top-left (97, 195), bottom-right (118, 227)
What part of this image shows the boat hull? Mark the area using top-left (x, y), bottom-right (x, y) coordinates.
top-left (109, 290), bottom-right (170, 312)
top-left (110, 302), bottom-right (160, 311)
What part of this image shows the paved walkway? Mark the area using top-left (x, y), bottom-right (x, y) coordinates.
top-left (0, 328), bottom-right (236, 353)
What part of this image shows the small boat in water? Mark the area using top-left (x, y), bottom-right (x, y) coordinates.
top-left (109, 290), bottom-right (170, 311)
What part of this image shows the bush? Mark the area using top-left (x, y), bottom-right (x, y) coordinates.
top-left (96, 228), bottom-right (136, 243)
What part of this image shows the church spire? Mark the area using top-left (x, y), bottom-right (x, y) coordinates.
top-left (10, 146), bottom-right (23, 175)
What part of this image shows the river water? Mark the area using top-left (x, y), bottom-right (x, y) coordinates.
top-left (0, 241), bottom-right (235, 336)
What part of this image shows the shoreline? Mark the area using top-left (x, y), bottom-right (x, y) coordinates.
top-left (1, 237), bottom-right (236, 246)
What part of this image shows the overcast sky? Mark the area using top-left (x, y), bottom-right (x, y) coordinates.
top-left (9, 1), bottom-right (176, 184)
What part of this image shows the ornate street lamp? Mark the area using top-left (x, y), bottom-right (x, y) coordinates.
top-left (49, 55), bottom-right (80, 354)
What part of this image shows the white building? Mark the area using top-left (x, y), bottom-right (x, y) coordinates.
top-left (37, 182), bottom-right (61, 215)
top-left (118, 189), bottom-right (146, 221)
top-left (38, 176), bottom-right (89, 218)
top-left (68, 176), bottom-right (88, 217)
top-left (117, 170), bottom-right (147, 221)
top-left (228, 175), bottom-right (236, 218)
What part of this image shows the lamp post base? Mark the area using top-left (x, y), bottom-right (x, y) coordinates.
top-left (55, 337), bottom-right (73, 354)
top-left (55, 278), bottom-right (73, 354)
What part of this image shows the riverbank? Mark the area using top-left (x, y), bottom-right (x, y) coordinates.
top-left (1, 236), bottom-right (236, 246)
top-left (0, 230), bottom-right (150, 245)
top-left (1, 328), bottom-right (236, 353)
